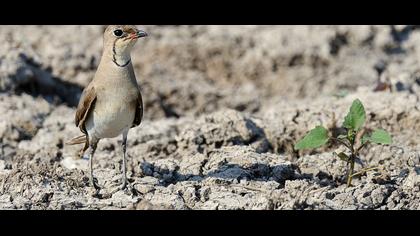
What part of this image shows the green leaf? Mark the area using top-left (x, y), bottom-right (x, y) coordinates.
top-left (343, 99), bottom-right (366, 131)
top-left (361, 134), bottom-right (370, 144)
top-left (295, 126), bottom-right (329, 150)
top-left (370, 129), bottom-right (392, 145)
top-left (337, 134), bottom-right (347, 140)
top-left (335, 152), bottom-right (350, 162)
top-left (361, 129), bottom-right (392, 145)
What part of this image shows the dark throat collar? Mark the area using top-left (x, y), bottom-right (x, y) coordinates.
top-left (112, 39), bottom-right (131, 68)
top-left (112, 58), bottom-right (131, 67)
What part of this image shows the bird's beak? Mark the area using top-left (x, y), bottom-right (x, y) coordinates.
top-left (136, 30), bottom-right (148, 38)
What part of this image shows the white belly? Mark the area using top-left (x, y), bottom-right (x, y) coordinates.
top-left (85, 101), bottom-right (135, 139)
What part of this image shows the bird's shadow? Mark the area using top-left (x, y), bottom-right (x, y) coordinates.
top-left (138, 160), bottom-right (300, 188)
top-left (132, 117), bottom-right (288, 186)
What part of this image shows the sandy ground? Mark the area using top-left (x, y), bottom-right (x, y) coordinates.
top-left (0, 25), bottom-right (419, 209)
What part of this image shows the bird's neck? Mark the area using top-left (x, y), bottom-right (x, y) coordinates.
top-left (96, 49), bottom-right (136, 86)
top-left (102, 47), bottom-right (132, 68)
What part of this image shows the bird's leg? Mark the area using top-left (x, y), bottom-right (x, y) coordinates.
top-left (79, 140), bottom-right (90, 159)
top-left (87, 137), bottom-right (100, 190)
top-left (119, 130), bottom-right (129, 190)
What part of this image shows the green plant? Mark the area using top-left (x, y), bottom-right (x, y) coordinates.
top-left (294, 99), bottom-right (392, 187)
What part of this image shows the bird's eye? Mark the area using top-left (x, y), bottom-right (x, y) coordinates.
top-left (113, 29), bottom-right (123, 37)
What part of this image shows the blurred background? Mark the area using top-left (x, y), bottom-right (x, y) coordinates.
top-left (1, 25), bottom-right (419, 121)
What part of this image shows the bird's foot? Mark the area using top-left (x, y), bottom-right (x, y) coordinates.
top-left (119, 179), bottom-right (127, 191)
top-left (90, 177), bottom-right (102, 190)
top-left (108, 179), bottom-right (135, 196)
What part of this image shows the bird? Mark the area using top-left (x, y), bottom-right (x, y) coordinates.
top-left (66, 25), bottom-right (148, 191)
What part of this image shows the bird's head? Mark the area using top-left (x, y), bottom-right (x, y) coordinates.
top-left (103, 25), bottom-right (148, 57)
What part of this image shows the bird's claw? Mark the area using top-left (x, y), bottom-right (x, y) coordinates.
top-left (91, 178), bottom-right (102, 190)
top-left (119, 181), bottom-right (127, 191)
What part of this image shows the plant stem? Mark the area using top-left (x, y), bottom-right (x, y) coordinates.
top-left (330, 137), bottom-right (351, 150)
top-left (356, 141), bottom-right (369, 155)
top-left (346, 155), bottom-right (355, 187)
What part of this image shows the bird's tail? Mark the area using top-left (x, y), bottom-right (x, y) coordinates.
top-left (66, 135), bottom-right (87, 145)
top-left (66, 135), bottom-right (90, 159)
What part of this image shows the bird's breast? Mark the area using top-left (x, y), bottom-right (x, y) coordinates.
top-left (86, 87), bottom-right (137, 139)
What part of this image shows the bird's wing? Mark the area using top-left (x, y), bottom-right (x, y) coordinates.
top-left (132, 89), bottom-right (143, 128)
top-left (75, 83), bottom-right (97, 134)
